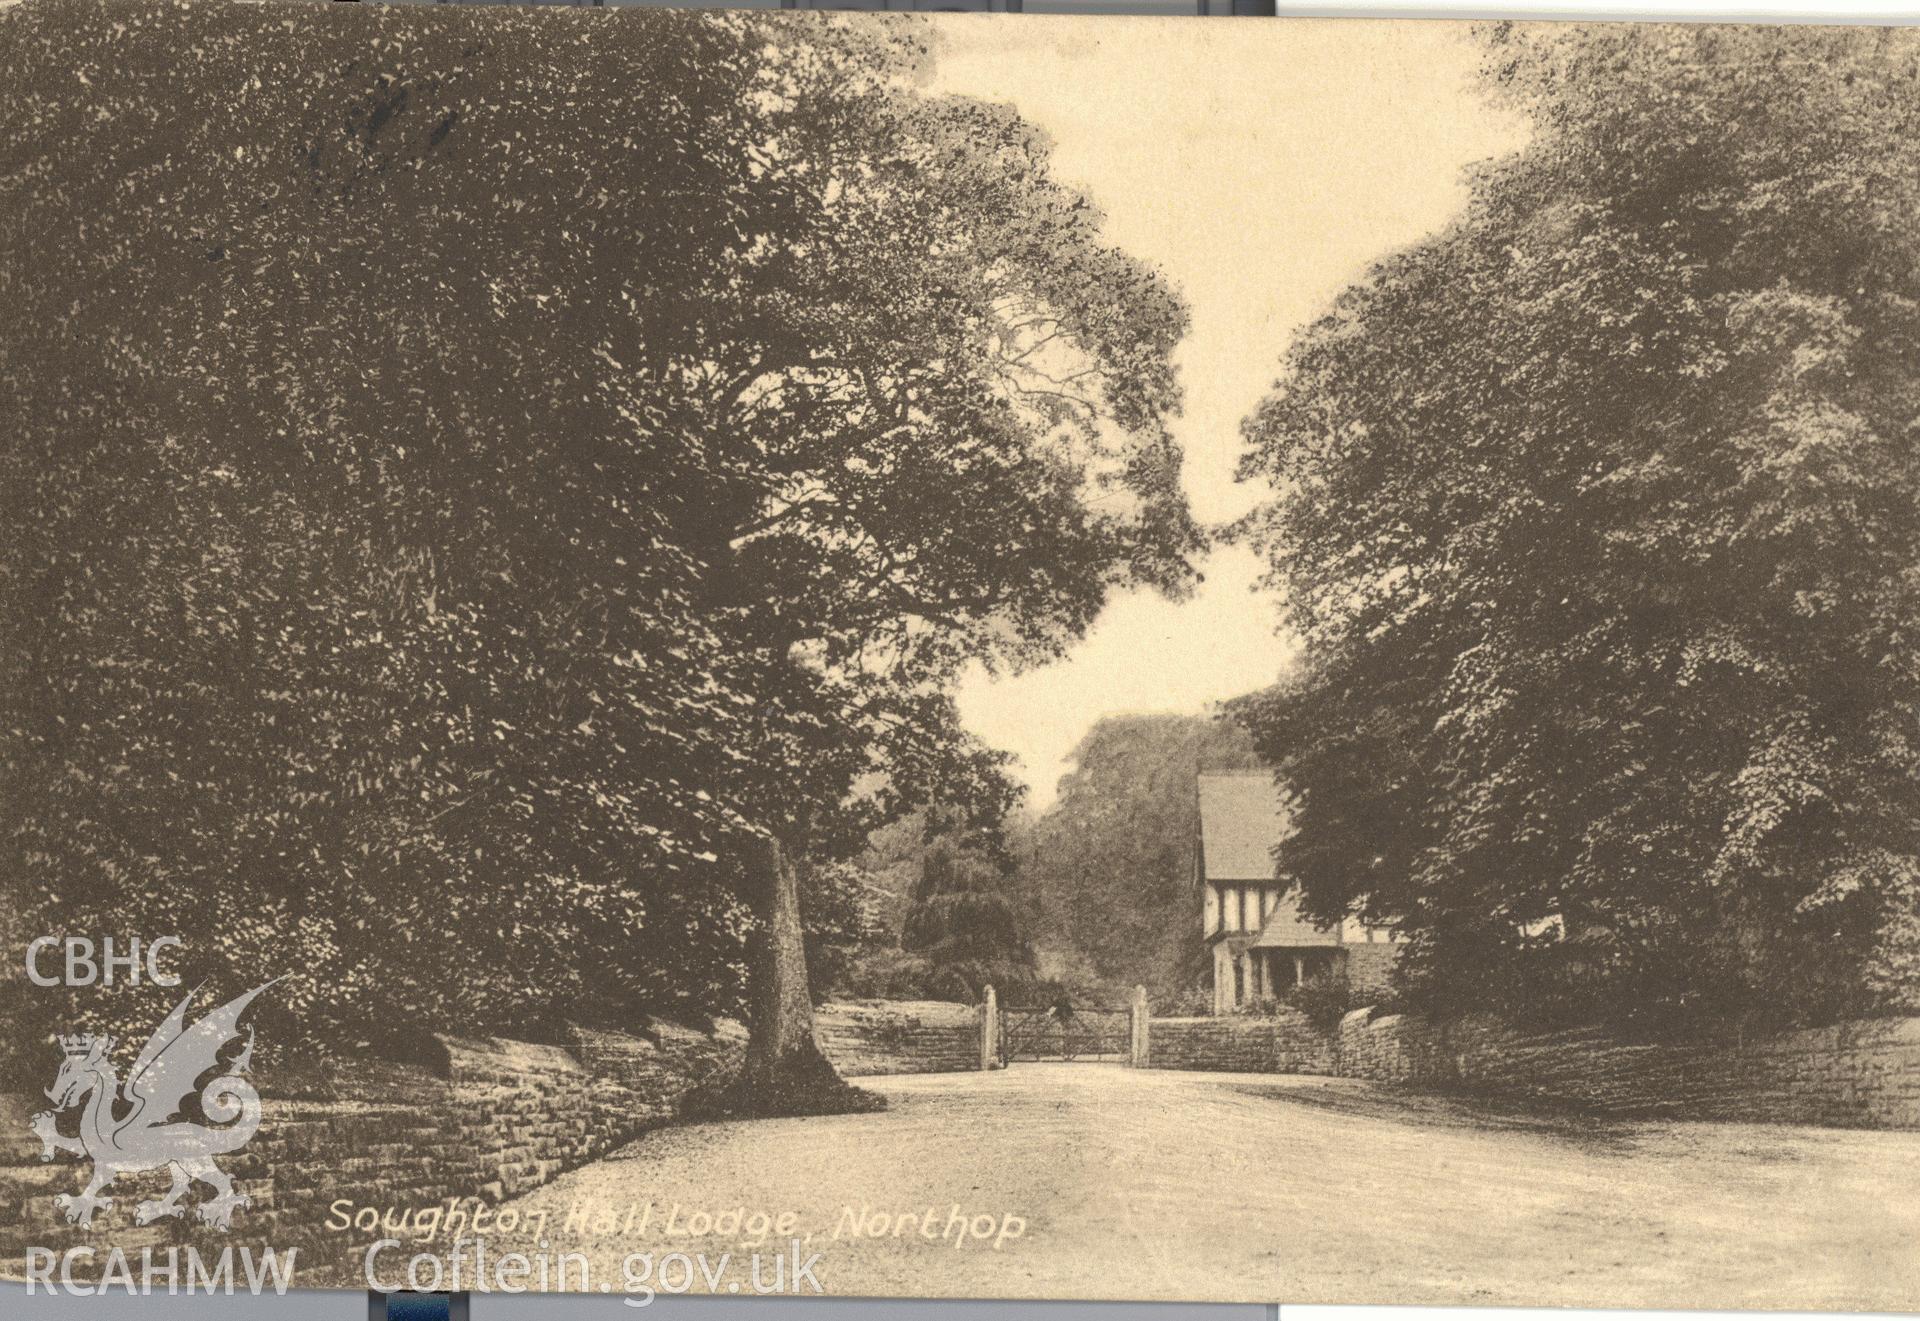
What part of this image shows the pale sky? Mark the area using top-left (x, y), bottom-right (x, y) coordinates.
top-left (932, 17), bottom-right (1523, 806)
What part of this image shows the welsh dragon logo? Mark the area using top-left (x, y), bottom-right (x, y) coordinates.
top-left (30, 980), bottom-right (280, 1232)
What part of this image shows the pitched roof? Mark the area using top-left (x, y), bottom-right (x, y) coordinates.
top-left (1196, 771), bottom-right (1293, 883)
top-left (1253, 891), bottom-right (1341, 948)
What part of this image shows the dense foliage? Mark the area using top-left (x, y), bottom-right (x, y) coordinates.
top-left (1235, 24), bottom-right (1920, 1030)
top-left (0, 0), bottom-right (1198, 1067)
top-left (1023, 715), bottom-right (1259, 995)
top-left (898, 821), bottom-right (1037, 1002)
top-left (813, 807), bottom-right (1047, 1005)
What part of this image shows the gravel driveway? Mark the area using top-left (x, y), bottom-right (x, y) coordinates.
top-left (453, 1064), bottom-right (1920, 1308)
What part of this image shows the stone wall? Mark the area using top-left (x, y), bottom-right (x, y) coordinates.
top-left (0, 1016), bottom-right (747, 1279)
top-left (814, 999), bottom-right (984, 1076)
top-left (1136, 999), bottom-right (1920, 1129)
top-left (1336, 1008), bottom-right (1920, 1128)
top-left (1142, 1010), bottom-right (1334, 1074)
top-left (1334, 1009), bottom-right (1449, 1083)
top-left (1, 999), bottom-right (1001, 1279)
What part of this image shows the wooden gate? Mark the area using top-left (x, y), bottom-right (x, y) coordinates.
top-left (998, 1006), bottom-right (1130, 1063)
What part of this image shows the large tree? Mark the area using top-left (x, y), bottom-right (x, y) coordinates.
top-left (897, 811), bottom-right (1036, 1001)
top-left (679, 26), bottom-right (1200, 1111)
top-left (2, 0), bottom-right (783, 1059)
top-left (1235, 24), bottom-right (1920, 1030)
top-left (1023, 714), bottom-right (1259, 995)
top-left (0, 3), bottom-right (1201, 1099)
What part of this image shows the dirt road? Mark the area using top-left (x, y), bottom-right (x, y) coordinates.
top-left (468, 1064), bottom-right (1920, 1308)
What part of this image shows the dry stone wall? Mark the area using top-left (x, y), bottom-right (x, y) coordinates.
top-left (1, 1017), bottom-right (748, 1279)
top-left (814, 999), bottom-right (984, 1076)
top-left (1142, 1010), bottom-right (1334, 1074)
top-left (1139, 1000), bottom-right (1920, 1129)
top-left (1336, 1008), bottom-right (1920, 1127)
top-left (1, 998), bottom-right (1000, 1281)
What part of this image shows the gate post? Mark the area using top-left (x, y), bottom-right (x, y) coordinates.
top-left (1129, 984), bottom-right (1150, 1068)
top-left (979, 984), bottom-right (998, 1070)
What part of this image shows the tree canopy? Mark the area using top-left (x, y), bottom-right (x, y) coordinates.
top-left (1234, 24), bottom-right (1920, 1029)
top-left (899, 814), bottom-right (1037, 1001)
top-left (0, 0), bottom-right (1198, 1063)
top-left (1023, 714), bottom-right (1259, 995)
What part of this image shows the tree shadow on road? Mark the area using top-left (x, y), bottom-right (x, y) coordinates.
top-left (1225, 1079), bottom-right (1657, 1156)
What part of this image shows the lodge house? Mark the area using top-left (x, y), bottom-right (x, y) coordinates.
top-left (1198, 771), bottom-right (1404, 1015)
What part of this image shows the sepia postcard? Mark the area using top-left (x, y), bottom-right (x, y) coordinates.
top-left (2, 0), bottom-right (1918, 1308)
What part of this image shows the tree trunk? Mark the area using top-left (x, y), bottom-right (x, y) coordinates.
top-left (704, 833), bottom-right (883, 1118)
top-left (742, 832), bottom-right (820, 1078)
